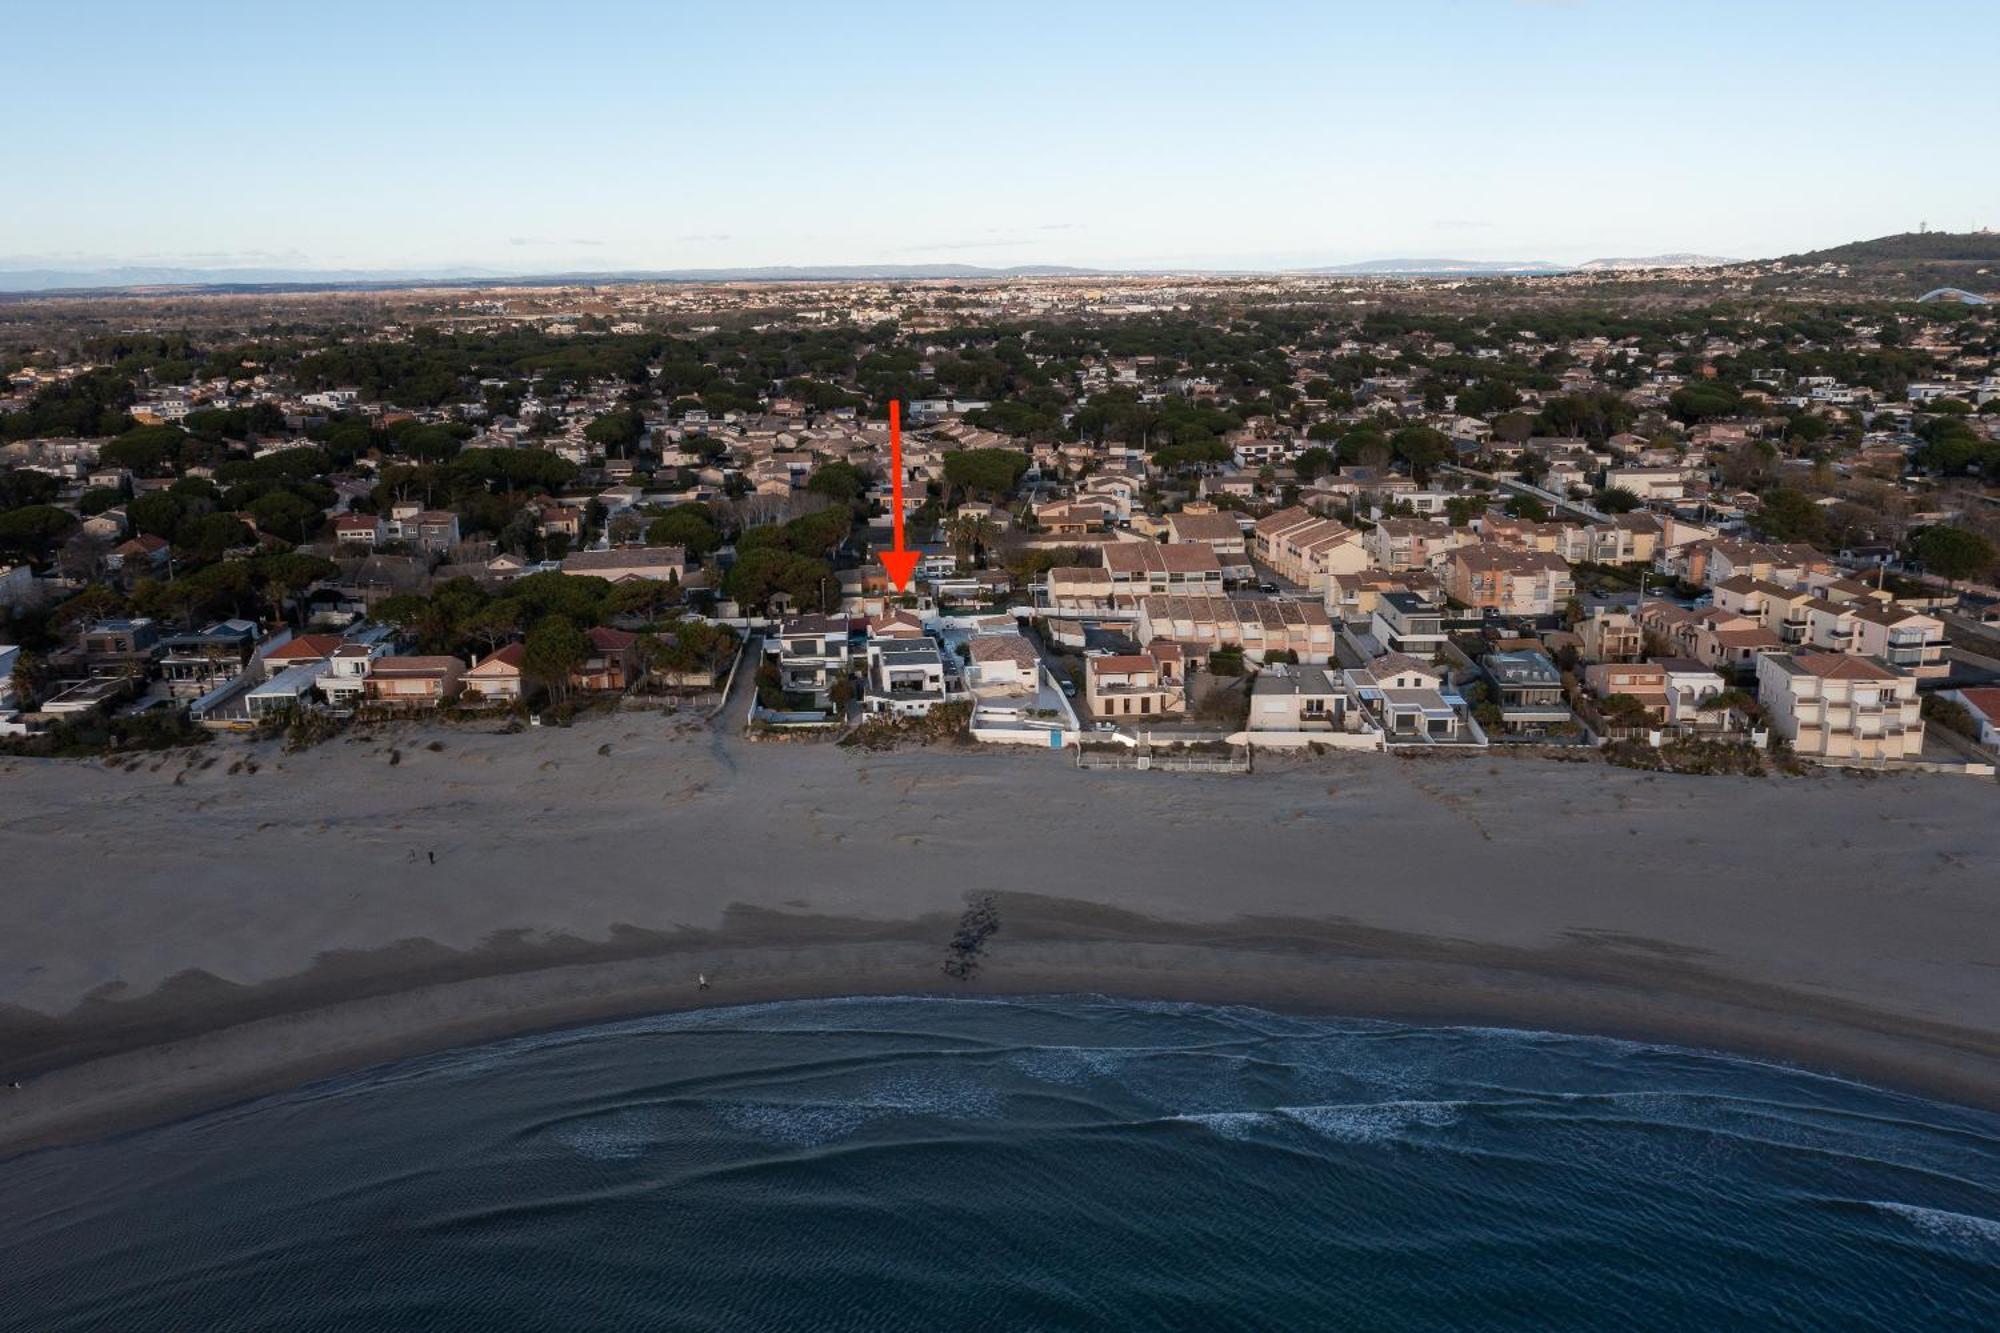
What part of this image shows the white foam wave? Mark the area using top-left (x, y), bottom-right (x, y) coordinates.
top-left (715, 1101), bottom-right (871, 1148)
top-left (1870, 1201), bottom-right (2000, 1248)
top-left (1279, 1100), bottom-right (1463, 1144)
top-left (548, 1110), bottom-right (661, 1161)
top-left (1168, 1110), bottom-right (1270, 1141)
top-left (1009, 1046), bottom-right (1132, 1086)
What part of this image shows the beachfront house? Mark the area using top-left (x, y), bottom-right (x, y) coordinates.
top-left (863, 635), bottom-right (949, 717)
top-left (464, 643), bottom-right (528, 703)
top-left (1082, 642), bottom-right (1186, 721)
top-left (1248, 663), bottom-right (1353, 733)
top-left (364, 656), bottom-right (467, 707)
top-left (1755, 652), bottom-right (1923, 762)
top-left (1345, 653), bottom-right (1470, 742)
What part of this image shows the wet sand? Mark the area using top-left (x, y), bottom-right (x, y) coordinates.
top-left (1, 715), bottom-right (1995, 1155)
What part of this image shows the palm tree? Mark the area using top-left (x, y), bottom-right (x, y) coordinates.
top-left (10, 650), bottom-right (48, 710)
top-left (947, 512), bottom-right (1000, 564)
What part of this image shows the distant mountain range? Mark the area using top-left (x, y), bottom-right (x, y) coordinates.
top-left (0, 265), bottom-right (512, 292)
top-left (26, 241), bottom-right (2000, 295)
top-left (1574, 254), bottom-right (1737, 271)
top-left (1295, 258), bottom-right (1565, 276)
top-left (0, 262), bottom-right (1109, 293)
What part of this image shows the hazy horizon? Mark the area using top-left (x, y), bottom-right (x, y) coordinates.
top-left (6, 0), bottom-right (1997, 275)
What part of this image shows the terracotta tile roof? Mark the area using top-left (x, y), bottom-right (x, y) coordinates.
top-left (1793, 652), bottom-right (1897, 680)
top-left (468, 643), bottom-right (527, 673)
top-left (264, 634), bottom-right (345, 661)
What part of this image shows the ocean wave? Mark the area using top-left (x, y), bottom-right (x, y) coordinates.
top-left (1868, 1200), bottom-right (2000, 1249)
top-left (708, 1069), bottom-right (1007, 1149)
top-left (1168, 1110), bottom-right (1270, 1141)
top-left (1167, 1100), bottom-right (1465, 1147)
top-left (1279, 1100), bottom-right (1463, 1144)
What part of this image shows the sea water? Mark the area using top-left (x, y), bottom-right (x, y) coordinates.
top-left (1, 996), bottom-right (1995, 1330)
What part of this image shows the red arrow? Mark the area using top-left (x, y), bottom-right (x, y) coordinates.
top-left (878, 398), bottom-right (919, 592)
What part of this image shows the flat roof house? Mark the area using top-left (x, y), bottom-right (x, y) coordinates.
top-left (864, 637), bottom-right (950, 718)
top-left (1249, 663), bottom-right (1353, 734)
top-left (1480, 650), bottom-right (1571, 732)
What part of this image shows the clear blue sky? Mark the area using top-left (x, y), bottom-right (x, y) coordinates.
top-left (6, 0), bottom-right (1996, 273)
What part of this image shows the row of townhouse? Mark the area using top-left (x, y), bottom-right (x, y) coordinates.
top-left (333, 501), bottom-right (464, 553)
top-left (1041, 538), bottom-right (1223, 612)
top-left (1659, 537), bottom-right (1834, 589)
top-left (1364, 518), bottom-right (1472, 573)
top-left (1134, 594), bottom-right (1336, 663)
top-left (1250, 506), bottom-right (1367, 590)
top-left (1161, 509), bottom-right (1252, 579)
top-left (1637, 601), bottom-right (1784, 679)
top-left (1709, 576), bottom-right (1948, 676)
top-left (1481, 512), bottom-right (1662, 566)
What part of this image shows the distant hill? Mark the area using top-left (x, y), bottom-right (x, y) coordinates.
top-left (1298, 258), bottom-right (1566, 276)
top-left (1764, 231), bottom-right (2000, 298)
top-left (1778, 231), bottom-right (2000, 266)
top-left (0, 261), bottom-right (1110, 294)
top-left (1576, 254), bottom-right (1737, 271)
top-left (0, 265), bottom-right (510, 292)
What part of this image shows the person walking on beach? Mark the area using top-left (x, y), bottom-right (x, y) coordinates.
top-left (428, 850), bottom-right (436, 865)
top-left (697, 973), bottom-right (709, 991)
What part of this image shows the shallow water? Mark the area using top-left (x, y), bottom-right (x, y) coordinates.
top-left (2, 996), bottom-right (1996, 1330)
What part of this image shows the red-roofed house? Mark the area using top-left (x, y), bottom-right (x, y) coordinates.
top-left (464, 642), bottom-right (528, 702)
top-left (364, 655), bottom-right (467, 705)
top-left (261, 633), bottom-right (345, 680)
top-left (1942, 687), bottom-right (2000, 752)
top-left (1083, 640), bottom-right (1186, 720)
top-left (574, 626), bottom-right (639, 692)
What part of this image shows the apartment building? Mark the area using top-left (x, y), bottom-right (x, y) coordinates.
top-left (1755, 652), bottom-right (1923, 762)
top-left (1446, 544), bottom-right (1574, 617)
top-left (1365, 518), bottom-right (1462, 573)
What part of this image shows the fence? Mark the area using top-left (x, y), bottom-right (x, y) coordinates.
top-left (1076, 748), bottom-right (1251, 774)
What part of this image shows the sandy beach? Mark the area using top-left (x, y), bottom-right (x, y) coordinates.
top-left (1, 712), bottom-right (1995, 1156)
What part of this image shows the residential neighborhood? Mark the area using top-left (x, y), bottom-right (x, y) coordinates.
top-left (2, 268), bottom-right (1997, 778)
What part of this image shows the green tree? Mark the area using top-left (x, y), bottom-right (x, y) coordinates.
top-left (523, 614), bottom-right (588, 702)
top-left (1912, 525), bottom-right (1997, 583)
top-left (1391, 426), bottom-right (1450, 482)
top-left (942, 448), bottom-right (1029, 502)
top-left (1756, 489), bottom-right (1827, 546)
top-left (645, 503), bottom-right (721, 556)
top-left (584, 410), bottom-right (644, 453)
top-left (805, 461), bottom-right (870, 506)
top-left (247, 491), bottom-right (325, 544)
top-left (723, 547), bottom-right (830, 611)
top-left (127, 492), bottom-right (186, 541)
top-left (0, 505), bottom-right (79, 557)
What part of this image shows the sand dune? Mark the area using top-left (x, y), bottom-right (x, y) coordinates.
top-left (0, 713), bottom-right (1995, 1153)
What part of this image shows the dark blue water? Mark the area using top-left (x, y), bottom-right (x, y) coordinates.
top-left (2, 997), bottom-right (1996, 1331)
